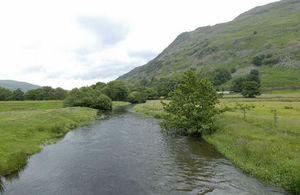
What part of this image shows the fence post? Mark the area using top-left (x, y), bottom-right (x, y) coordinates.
top-left (274, 109), bottom-right (277, 123)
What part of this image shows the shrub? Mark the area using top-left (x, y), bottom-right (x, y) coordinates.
top-left (91, 94), bottom-right (112, 110)
top-left (64, 87), bottom-right (112, 110)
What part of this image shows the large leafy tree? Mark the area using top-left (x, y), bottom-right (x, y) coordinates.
top-left (102, 81), bottom-right (128, 101)
top-left (241, 81), bottom-right (261, 98)
top-left (161, 70), bottom-right (219, 136)
top-left (10, 88), bottom-right (24, 100)
top-left (0, 87), bottom-right (12, 101)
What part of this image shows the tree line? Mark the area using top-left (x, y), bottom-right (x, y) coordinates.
top-left (0, 86), bottom-right (67, 101)
top-left (0, 67), bottom-right (261, 107)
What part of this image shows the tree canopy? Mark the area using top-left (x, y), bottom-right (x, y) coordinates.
top-left (161, 69), bottom-right (219, 136)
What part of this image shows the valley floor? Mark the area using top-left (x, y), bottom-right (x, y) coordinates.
top-left (0, 101), bottom-right (129, 177)
top-left (133, 92), bottom-right (300, 194)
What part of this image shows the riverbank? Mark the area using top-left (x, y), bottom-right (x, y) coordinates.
top-left (0, 100), bottom-right (130, 177)
top-left (133, 93), bottom-right (300, 194)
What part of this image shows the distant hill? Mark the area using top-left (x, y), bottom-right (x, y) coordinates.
top-left (0, 80), bottom-right (41, 92)
top-left (118, 0), bottom-right (300, 90)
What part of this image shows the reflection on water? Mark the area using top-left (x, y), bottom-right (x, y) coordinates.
top-left (1, 105), bottom-right (288, 194)
top-left (0, 179), bottom-right (4, 193)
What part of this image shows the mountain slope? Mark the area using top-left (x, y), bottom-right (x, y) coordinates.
top-left (118, 0), bottom-right (300, 89)
top-left (0, 80), bottom-right (41, 92)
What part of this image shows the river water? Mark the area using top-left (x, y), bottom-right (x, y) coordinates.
top-left (1, 106), bottom-right (287, 195)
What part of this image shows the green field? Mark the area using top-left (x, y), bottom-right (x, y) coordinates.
top-left (0, 100), bottom-right (130, 177)
top-left (133, 93), bottom-right (300, 194)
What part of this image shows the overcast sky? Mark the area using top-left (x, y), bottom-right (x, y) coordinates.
top-left (0, 0), bottom-right (279, 89)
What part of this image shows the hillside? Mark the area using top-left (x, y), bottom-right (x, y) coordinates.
top-left (118, 0), bottom-right (300, 90)
top-left (0, 80), bottom-right (41, 92)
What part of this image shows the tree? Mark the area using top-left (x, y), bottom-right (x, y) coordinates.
top-left (161, 69), bottom-right (219, 136)
top-left (0, 87), bottom-right (12, 101)
top-left (241, 81), bottom-right (261, 98)
top-left (231, 77), bottom-right (245, 92)
top-left (102, 81), bottom-right (128, 101)
top-left (10, 88), bottom-right (24, 100)
top-left (246, 70), bottom-right (261, 86)
top-left (252, 55), bottom-right (264, 66)
top-left (64, 87), bottom-right (112, 110)
top-left (91, 82), bottom-right (106, 91)
top-left (53, 87), bottom-right (68, 100)
top-left (210, 68), bottom-right (231, 86)
top-left (127, 91), bottom-right (147, 103)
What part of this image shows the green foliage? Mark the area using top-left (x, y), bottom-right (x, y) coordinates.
top-left (242, 81), bottom-right (261, 98)
top-left (0, 87), bottom-right (12, 101)
top-left (102, 81), bottom-right (128, 101)
top-left (231, 70), bottom-right (261, 92)
top-left (161, 70), bottom-right (219, 136)
top-left (64, 87), bottom-right (112, 110)
top-left (127, 91), bottom-right (147, 103)
top-left (252, 54), bottom-right (279, 66)
top-left (91, 82), bottom-right (106, 90)
top-left (92, 94), bottom-right (112, 110)
top-left (231, 77), bottom-right (246, 92)
top-left (24, 87), bottom-right (67, 100)
top-left (10, 89), bottom-right (24, 101)
top-left (209, 68), bottom-right (232, 86)
top-left (252, 55), bottom-right (264, 66)
top-left (231, 67), bottom-right (237, 73)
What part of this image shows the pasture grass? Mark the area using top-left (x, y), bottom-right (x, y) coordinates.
top-left (112, 101), bottom-right (131, 108)
top-left (133, 95), bottom-right (300, 194)
top-left (0, 101), bottom-right (63, 112)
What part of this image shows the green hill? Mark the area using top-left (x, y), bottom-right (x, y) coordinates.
top-left (0, 80), bottom-right (41, 92)
top-left (118, 0), bottom-right (300, 90)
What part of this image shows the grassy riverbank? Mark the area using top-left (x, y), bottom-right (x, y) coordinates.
top-left (133, 93), bottom-right (300, 194)
top-left (0, 100), bottom-right (130, 177)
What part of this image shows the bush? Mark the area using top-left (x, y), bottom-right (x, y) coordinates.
top-left (91, 94), bottom-right (112, 110)
top-left (252, 54), bottom-right (279, 66)
top-left (263, 57), bottom-right (280, 65)
top-left (127, 91), bottom-right (147, 103)
top-left (161, 70), bottom-right (219, 136)
top-left (64, 87), bottom-right (112, 110)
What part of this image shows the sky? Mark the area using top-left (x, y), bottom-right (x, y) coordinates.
top-left (0, 0), bottom-right (279, 89)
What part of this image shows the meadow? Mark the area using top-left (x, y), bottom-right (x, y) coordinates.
top-left (133, 92), bottom-right (300, 194)
top-left (0, 100), bottom-right (130, 177)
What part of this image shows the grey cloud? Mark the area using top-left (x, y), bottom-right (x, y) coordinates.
top-left (128, 50), bottom-right (158, 61)
top-left (71, 61), bottom-right (138, 80)
top-left (77, 16), bottom-right (130, 47)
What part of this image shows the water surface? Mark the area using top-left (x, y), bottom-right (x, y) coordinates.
top-left (1, 106), bottom-right (287, 194)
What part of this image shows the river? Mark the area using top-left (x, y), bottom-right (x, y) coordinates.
top-left (0, 105), bottom-right (287, 194)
